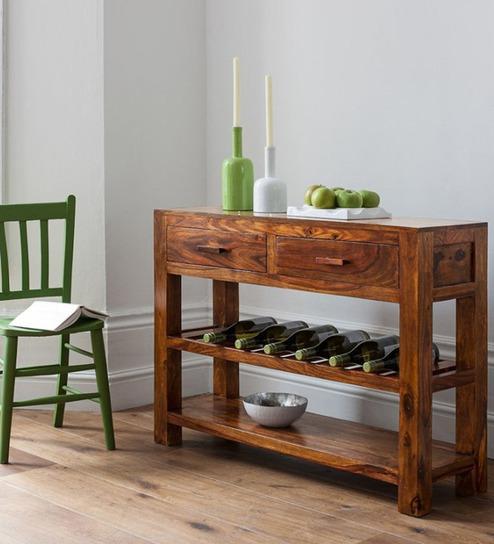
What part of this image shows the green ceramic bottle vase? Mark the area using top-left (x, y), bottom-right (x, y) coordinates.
top-left (222, 127), bottom-right (254, 211)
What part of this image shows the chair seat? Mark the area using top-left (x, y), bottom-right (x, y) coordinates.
top-left (0, 316), bottom-right (104, 337)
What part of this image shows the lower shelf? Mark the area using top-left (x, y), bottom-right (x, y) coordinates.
top-left (168, 394), bottom-right (474, 485)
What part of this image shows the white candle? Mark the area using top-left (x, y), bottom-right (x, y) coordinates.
top-left (265, 74), bottom-right (273, 147)
top-left (233, 57), bottom-right (240, 127)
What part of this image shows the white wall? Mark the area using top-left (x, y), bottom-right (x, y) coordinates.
top-left (3, 0), bottom-right (208, 409)
top-left (103, 0), bottom-right (208, 388)
top-left (2, 0), bottom-right (106, 404)
top-left (206, 0), bottom-right (494, 339)
top-left (206, 0), bottom-right (494, 452)
top-left (104, 0), bottom-right (207, 317)
top-left (5, 0), bottom-right (106, 309)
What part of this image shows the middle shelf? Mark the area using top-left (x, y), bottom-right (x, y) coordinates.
top-left (167, 326), bottom-right (473, 394)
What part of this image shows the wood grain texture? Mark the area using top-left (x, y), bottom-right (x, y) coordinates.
top-left (156, 208), bottom-right (488, 518)
top-left (167, 261), bottom-right (401, 302)
top-left (170, 334), bottom-right (460, 394)
top-left (167, 212), bottom-right (401, 243)
top-left (0, 482), bottom-right (149, 544)
top-left (154, 212), bottom-right (182, 445)
top-left (433, 227), bottom-right (475, 245)
top-left (0, 448), bottom-right (53, 478)
top-left (398, 231), bottom-right (434, 517)
top-left (162, 206), bottom-right (486, 231)
top-left (360, 536), bottom-right (417, 544)
top-left (5, 411), bottom-right (382, 544)
top-left (167, 226), bottom-right (266, 272)
top-left (167, 395), bottom-right (472, 486)
top-left (7, 407), bottom-right (494, 544)
top-left (433, 243), bottom-right (473, 287)
top-left (432, 282), bottom-right (476, 302)
top-left (455, 226), bottom-right (488, 496)
top-left (212, 280), bottom-right (239, 398)
top-left (275, 236), bottom-right (399, 288)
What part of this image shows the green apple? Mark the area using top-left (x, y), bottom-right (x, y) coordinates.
top-left (359, 190), bottom-right (380, 208)
top-left (311, 187), bottom-right (336, 209)
top-left (331, 187), bottom-right (345, 193)
top-left (304, 184), bottom-right (323, 205)
top-left (336, 189), bottom-right (363, 208)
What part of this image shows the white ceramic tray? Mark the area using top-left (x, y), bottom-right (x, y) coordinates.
top-left (286, 205), bottom-right (392, 221)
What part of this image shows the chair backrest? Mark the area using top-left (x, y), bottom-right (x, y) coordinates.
top-left (0, 195), bottom-right (75, 303)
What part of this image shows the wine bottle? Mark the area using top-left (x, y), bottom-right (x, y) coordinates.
top-left (234, 320), bottom-right (308, 350)
top-left (295, 330), bottom-right (370, 361)
top-left (203, 317), bottom-right (276, 344)
top-left (362, 343), bottom-right (440, 373)
top-left (328, 335), bottom-right (400, 367)
top-left (263, 324), bottom-right (338, 355)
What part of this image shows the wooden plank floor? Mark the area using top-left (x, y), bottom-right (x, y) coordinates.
top-left (2, 405), bottom-right (493, 544)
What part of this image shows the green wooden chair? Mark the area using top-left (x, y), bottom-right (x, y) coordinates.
top-left (0, 195), bottom-right (115, 463)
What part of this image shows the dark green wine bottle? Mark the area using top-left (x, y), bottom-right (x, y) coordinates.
top-left (328, 335), bottom-right (400, 367)
top-left (235, 321), bottom-right (308, 350)
top-left (295, 330), bottom-right (370, 361)
top-left (263, 324), bottom-right (338, 355)
top-left (203, 317), bottom-right (276, 344)
top-left (362, 343), bottom-right (440, 373)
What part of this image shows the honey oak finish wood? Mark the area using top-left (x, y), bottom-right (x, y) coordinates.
top-left (6, 407), bottom-right (494, 544)
top-left (154, 213), bottom-right (182, 446)
top-left (169, 333), bottom-right (458, 394)
top-left (455, 227), bottom-right (488, 496)
top-left (168, 394), bottom-right (473, 485)
top-left (168, 226), bottom-right (267, 272)
top-left (212, 280), bottom-right (240, 398)
top-left (275, 236), bottom-right (399, 288)
top-left (397, 231), bottom-right (434, 516)
top-left (154, 207), bottom-right (488, 518)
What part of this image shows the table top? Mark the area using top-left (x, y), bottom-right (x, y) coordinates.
top-left (157, 206), bottom-right (487, 231)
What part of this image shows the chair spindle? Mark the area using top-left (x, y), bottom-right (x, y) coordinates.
top-left (0, 222), bottom-right (10, 293)
top-left (19, 221), bottom-right (29, 291)
top-left (40, 219), bottom-right (49, 289)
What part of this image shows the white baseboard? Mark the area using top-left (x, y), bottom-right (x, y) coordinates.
top-left (10, 304), bottom-right (494, 458)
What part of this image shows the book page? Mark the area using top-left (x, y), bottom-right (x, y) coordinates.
top-left (9, 301), bottom-right (82, 331)
top-left (81, 307), bottom-right (108, 319)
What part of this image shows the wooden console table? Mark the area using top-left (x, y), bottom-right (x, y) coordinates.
top-left (154, 207), bottom-right (487, 517)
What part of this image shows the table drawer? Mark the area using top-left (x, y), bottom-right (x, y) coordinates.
top-left (167, 226), bottom-right (267, 272)
top-left (275, 236), bottom-right (399, 288)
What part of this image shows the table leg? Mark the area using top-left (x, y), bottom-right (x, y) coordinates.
top-left (456, 228), bottom-right (488, 495)
top-left (155, 212), bottom-right (182, 446)
top-left (213, 280), bottom-right (239, 398)
top-left (398, 231), bottom-right (433, 516)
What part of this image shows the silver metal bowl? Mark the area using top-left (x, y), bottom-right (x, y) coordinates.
top-left (243, 392), bottom-right (308, 428)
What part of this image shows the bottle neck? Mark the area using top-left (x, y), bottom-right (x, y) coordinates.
top-left (295, 346), bottom-right (316, 360)
top-left (329, 353), bottom-right (352, 367)
top-left (235, 337), bottom-right (257, 349)
top-left (232, 126), bottom-right (243, 158)
top-left (203, 331), bottom-right (226, 343)
top-left (264, 342), bottom-right (287, 355)
top-left (364, 357), bottom-right (398, 373)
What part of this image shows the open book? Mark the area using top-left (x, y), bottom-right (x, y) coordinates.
top-left (9, 301), bottom-right (108, 332)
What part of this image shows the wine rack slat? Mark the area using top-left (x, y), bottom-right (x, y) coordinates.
top-left (170, 328), bottom-right (466, 394)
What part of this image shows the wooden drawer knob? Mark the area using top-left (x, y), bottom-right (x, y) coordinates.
top-left (314, 256), bottom-right (349, 266)
top-left (196, 245), bottom-right (230, 254)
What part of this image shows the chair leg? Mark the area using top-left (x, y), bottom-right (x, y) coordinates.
top-left (91, 329), bottom-right (115, 450)
top-left (0, 337), bottom-right (18, 464)
top-left (53, 333), bottom-right (70, 428)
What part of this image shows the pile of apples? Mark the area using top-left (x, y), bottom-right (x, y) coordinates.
top-left (305, 185), bottom-right (380, 209)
